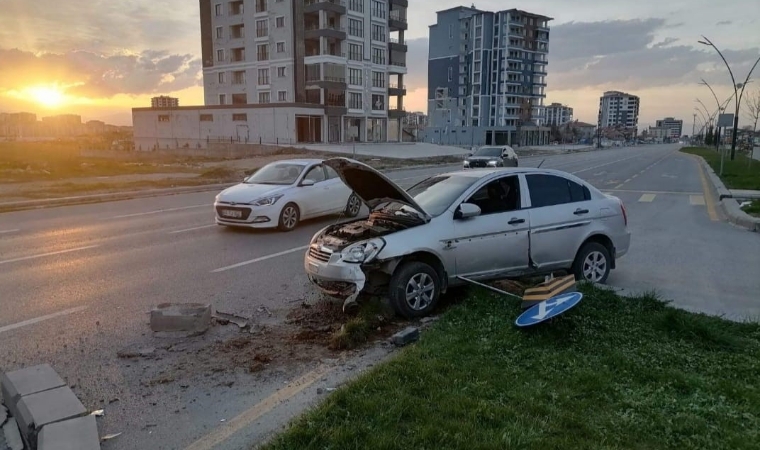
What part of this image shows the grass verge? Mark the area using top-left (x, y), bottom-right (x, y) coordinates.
top-left (681, 146), bottom-right (760, 190)
top-left (741, 199), bottom-right (760, 217)
top-left (263, 284), bottom-right (760, 450)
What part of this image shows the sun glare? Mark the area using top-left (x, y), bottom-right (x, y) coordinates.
top-left (29, 86), bottom-right (66, 108)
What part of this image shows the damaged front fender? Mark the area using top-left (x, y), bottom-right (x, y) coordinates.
top-left (308, 265), bottom-right (366, 313)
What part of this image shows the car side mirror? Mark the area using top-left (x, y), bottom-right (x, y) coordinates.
top-left (301, 179), bottom-right (315, 187)
top-left (455, 203), bottom-right (481, 220)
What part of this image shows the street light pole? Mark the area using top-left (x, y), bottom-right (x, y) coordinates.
top-left (698, 36), bottom-right (760, 160)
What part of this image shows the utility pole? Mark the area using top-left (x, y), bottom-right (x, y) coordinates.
top-left (692, 113), bottom-right (696, 140)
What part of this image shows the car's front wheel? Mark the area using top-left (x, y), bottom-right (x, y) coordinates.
top-left (345, 193), bottom-right (362, 217)
top-left (277, 203), bottom-right (300, 232)
top-left (388, 261), bottom-right (441, 319)
top-left (572, 242), bottom-right (611, 283)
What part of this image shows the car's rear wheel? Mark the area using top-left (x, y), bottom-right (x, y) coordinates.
top-left (345, 193), bottom-right (362, 217)
top-left (572, 242), bottom-right (611, 283)
top-left (278, 203), bottom-right (300, 232)
top-left (388, 261), bottom-right (441, 319)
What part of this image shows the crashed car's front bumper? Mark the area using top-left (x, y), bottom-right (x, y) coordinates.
top-left (304, 244), bottom-right (366, 310)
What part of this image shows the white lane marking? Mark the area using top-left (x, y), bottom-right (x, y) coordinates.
top-left (211, 245), bottom-right (309, 273)
top-left (0, 245), bottom-right (100, 266)
top-left (0, 229), bottom-right (20, 234)
top-left (169, 224), bottom-right (217, 234)
top-left (571, 154), bottom-right (644, 175)
top-left (690, 195), bottom-right (706, 206)
top-left (638, 194), bottom-right (656, 203)
top-left (111, 204), bottom-right (210, 219)
top-left (0, 306), bottom-right (88, 335)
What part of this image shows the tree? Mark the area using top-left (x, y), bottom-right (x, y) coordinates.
top-left (705, 126), bottom-right (714, 146)
top-left (744, 88), bottom-right (760, 137)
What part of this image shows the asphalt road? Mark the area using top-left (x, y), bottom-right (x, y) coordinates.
top-left (1, 143), bottom-right (759, 449)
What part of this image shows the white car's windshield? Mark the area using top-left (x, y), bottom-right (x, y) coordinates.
top-left (474, 147), bottom-right (502, 157)
top-left (245, 162), bottom-right (305, 185)
top-left (407, 175), bottom-right (480, 216)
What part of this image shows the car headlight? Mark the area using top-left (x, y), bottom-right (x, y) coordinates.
top-left (463, 160), bottom-right (470, 167)
top-left (487, 160), bottom-right (498, 166)
top-left (250, 194), bottom-right (283, 206)
top-left (340, 238), bottom-right (385, 264)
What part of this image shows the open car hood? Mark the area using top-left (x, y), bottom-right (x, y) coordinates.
top-left (323, 157), bottom-right (430, 221)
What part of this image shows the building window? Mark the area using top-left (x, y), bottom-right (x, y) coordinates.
top-left (275, 16), bottom-right (285, 28)
top-left (231, 93), bottom-right (247, 104)
top-left (255, 0), bottom-right (266, 13)
top-left (258, 68), bottom-right (270, 85)
top-left (348, 68), bottom-right (362, 86)
top-left (348, 19), bottom-right (363, 38)
top-left (372, 71), bottom-right (385, 88)
top-left (348, 0), bottom-right (363, 13)
top-left (200, 114), bottom-right (213, 122)
top-left (371, 24), bottom-right (386, 42)
top-left (259, 92), bottom-right (270, 103)
top-left (232, 70), bottom-right (245, 84)
top-left (371, 0), bottom-right (386, 18)
top-left (277, 66), bottom-right (286, 77)
top-left (158, 115), bottom-right (170, 122)
top-left (216, 26), bottom-right (223, 38)
top-left (230, 24), bottom-right (244, 38)
top-left (348, 43), bottom-right (363, 61)
top-left (371, 47), bottom-right (385, 65)
top-left (215, 3), bottom-right (222, 15)
top-left (219, 94), bottom-right (227, 105)
top-left (371, 94), bottom-right (384, 110)
top-left (276, 42), bottom-right (285, 53)
top-left (349, 92), bottom-right (362, 109)
top-left (233, 113), bottom-right (247, 121)
top-left (216, 49), bottom-right (224, 62)
top-left (256, 19), bottom-right (268, 37)
top-left (218, 72), bottom-right (225, 83)
top-left (278, 91), bottom-right (287, 102)
top-left (231, 47), bottom-right (245, 62)
top-left (229, 0), bottom-right (243, 15)
top-left (257, 44), bottom-right (269, 61)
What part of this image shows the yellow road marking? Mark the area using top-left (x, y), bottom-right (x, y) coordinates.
top-left (185, 364), bottom-right (335, 450)
top-left (639, 194), bottom-right (656, 202)
top-left (692, 156), bottom-right (719, 221)
top-left (690, 195), bottom-right (706, 206)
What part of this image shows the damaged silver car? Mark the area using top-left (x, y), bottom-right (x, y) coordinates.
top-left (304, 158), bottom-right (631, 318)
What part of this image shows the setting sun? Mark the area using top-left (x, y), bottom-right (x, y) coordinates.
top-left (28, 86), bottom-right (65, 108)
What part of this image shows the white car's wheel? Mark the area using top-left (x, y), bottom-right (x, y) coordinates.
top-left (278, 203), bottom-right (300, 232)
top-left (572, 242), bottom-right (611, 283)
top-left (345, 193), bottom-right (362, 217)
top-left (388, 262), bottom-right (441, 319)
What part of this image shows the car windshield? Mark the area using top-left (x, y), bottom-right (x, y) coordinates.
top-left (407, 175), bottom-right (479, 216)
top-left (473, 147), bottom-right (502, 157)
top-left (244, 162), bottom-right (305, 185)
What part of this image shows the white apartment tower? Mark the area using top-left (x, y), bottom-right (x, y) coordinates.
top-left (598, 90), bottom-right (640, 131)
top-left (197, 0), bottom-right (408, 143)
top-left (545, 102), bottom-right (573, 126)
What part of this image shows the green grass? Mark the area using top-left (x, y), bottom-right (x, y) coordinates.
top-left (741, 199), bottom-right (760, 217)
top-left (681, 146), bottom-right (760, 190)
top-left (263, 285), bottom-right (760, 450)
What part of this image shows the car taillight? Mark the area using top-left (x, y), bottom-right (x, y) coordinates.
top-left (620, 201), bottom-right (628, 226)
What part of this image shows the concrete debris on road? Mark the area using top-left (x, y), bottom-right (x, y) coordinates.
top-left (391, 327), bottom-right (420, 347)
top-left (213, 311), bottom-right (250, 329)
top-left (101, 432), bottom-right (122, 441)
top-left (2, 418), bottom-right (24, 450)
top-left (150, 303), bottom-right (212, 335)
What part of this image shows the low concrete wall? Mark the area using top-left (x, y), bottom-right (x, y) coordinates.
top-left (80, 144), bottom-right (309, 160)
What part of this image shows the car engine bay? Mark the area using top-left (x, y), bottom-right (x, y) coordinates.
top-left (315, 205), bottom-right (425, 249)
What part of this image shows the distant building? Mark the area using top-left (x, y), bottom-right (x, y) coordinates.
top-left (647, 126), bottom-right (670, 142)
top-left (151, 96), bottom-right (180, 108)
top-left (546, 102), bottom-right (573, 126)
top-left (561, 120), bottom-right (595, 141)
top-left (598, 90), bottom-right (640, 137)
top-left (425, 6), bottom-right (552, 147)
top-left (403, 111), bottom-right (428, 128)
top-left (655, 117), bottom-right (683, 139)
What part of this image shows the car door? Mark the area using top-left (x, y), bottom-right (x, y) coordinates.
top-left (451, 174), bottom-right (531, 279)
top-left (525, 173), bottom-right (595, 270)
top-left (324, 165), bottom-right (351, 213)
top-left (298, 164), bottom-right (330, 218)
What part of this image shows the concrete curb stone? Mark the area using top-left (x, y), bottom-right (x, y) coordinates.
top-left (38, 415), bottom-right (100, 450)
top-left (0, 364), bottom-right (67, 424)
top-left (16, 387), bottom-right (87, 445)
top-left (692, 155), bottom-right (760, 232)
top-left (1, 418), bottom-right (24, 450)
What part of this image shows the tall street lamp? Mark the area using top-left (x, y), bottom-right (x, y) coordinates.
top-left (698, 36), bottom-right (760, 160)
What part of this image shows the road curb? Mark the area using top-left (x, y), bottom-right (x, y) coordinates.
top-left (693, 155), bottom-right (760, 232)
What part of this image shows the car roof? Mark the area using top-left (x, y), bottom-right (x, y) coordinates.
top-left (265, 158), bottom-right (324, 165)
top-left (441, 167), bottom-right (581, 179)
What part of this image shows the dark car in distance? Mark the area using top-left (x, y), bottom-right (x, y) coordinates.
top-left (463, 145), bottom-right (519, 169)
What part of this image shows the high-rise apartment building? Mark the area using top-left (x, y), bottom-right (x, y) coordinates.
top-left (655, 117), bottom-right (683, 139)
top-left (425, 6), bottom-right (552, 147)
top-left (151, 96), bottom-right (180, 108)
top-left (545, 102), bottom-right (573, 126)
top-left (598, 91), bottom-right (640, 133)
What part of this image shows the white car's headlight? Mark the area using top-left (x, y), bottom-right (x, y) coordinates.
top-left (487, 160), bottom-right (498, 167)
top-left (340, 238), bottom-right (385, 264)
top-left (463, 160), bottom-right (470, 167)
top-left (250, 194), bottom-right (283, 206)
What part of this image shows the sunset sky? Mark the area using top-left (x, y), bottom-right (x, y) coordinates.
top-left (1, 0), bottom-right (758, 130)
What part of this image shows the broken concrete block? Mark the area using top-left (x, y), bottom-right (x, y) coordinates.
top-left (1, 404), bottom-right (7, 425)
top-left (2, 418), bottom-right (24, 450)
top-left (38, 415), bottom-right (100, 450)
top-left (391, 327), bottom-right (420, 347)
top-left (1, 364), bottom-right (67, 421)
top-left (15, 386), bottom-right (86, 445)
top-left (150, 303), bottom-right (212, 334)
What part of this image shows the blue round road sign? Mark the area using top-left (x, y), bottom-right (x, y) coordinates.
top-left (515, 292), bottom-right (583, 327)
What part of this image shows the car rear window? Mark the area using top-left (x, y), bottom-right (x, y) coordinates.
top-left (527, 174), bottom-right (589, 208)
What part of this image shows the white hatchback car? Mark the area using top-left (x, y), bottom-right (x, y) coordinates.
top-left (214, 159), bottom-right (362, 231)
top-left (304, 158), bottom-right (631, 318)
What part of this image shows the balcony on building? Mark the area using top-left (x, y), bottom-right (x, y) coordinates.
top-left (324, 90), bottom-right (347, 116)
top-left (388, 82), bottom-right (406, 96)
top-left (388, 8), bottom-right (407, 31)
top-left (388, 105), bottom-right (406, 119)
top-left (230, 24), bottom-right (245, 40)
top-left (388, 36), bottom-right (407, 53)
top-left (305, 62), bottom-right (348, 90)
top-left (229, 0), bottom-right (244, 15)
top-left (388, 50), bottom-right (406, 73)
top-left (303, 0), bottom-right (346, 15)
top-left (304, 11), bottom-right (346, 40)
top-left (305, 40), bottom-right (345, 58)
top-left (389, 0), bottom-right (408, 7)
